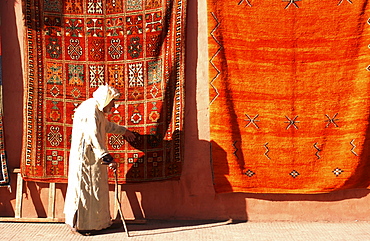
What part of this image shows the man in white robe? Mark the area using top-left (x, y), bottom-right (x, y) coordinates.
top-left (64, 85), bottom-right (135, 235)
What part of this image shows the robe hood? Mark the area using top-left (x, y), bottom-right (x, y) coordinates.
top-left (93, 84), bottom-right (120, 111)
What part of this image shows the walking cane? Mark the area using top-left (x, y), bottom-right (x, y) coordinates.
top-left (114, 169), bottom-right (130, 237)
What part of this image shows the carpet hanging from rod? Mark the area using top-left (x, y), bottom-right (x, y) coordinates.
top-left (22, 0), bottom-right (186, 184)
top-left (208, 0), bottom-right (370, 194)
top-left (0, 19), bottom-right (9, 187)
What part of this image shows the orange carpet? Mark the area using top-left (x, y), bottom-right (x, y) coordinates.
top-left (208, 0), bottom-right (370, 193)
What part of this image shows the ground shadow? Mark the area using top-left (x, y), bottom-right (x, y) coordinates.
top-left (83, 219), bottom-right (241, 237)
top-left (127, 219), bottom-right (243, 237)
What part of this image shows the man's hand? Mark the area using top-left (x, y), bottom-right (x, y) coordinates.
top-left (101, 154), bottom-right (117, 171)
top-left (109, 161), bottom-right (117, 171)
top-left (101, 154), bottom-right (116, 171)
top-left (101, 153), bottom-right (114, 163)
top-left (124, 130), bottom-right (136, 142)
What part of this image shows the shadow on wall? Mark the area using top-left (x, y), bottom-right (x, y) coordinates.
top-left (109, 139), bottom-right (249, 222)
top-left (111, 0), bottom-right (246, 221)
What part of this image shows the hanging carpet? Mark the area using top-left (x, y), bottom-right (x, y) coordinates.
top-left (208, 0), bottom-right (370, 193)
top-left (22, 0), bottom-right (186, 183)
top-left (0, 23), bottom-right (9, 187)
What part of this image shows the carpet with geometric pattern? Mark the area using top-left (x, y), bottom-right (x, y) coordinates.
top-left (21, 0), bottom-right (186, 184)
top-left (0, 21), bottom-right (9, 187)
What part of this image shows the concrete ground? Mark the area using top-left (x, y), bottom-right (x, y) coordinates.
top-left (1, 220), bottom-right (370, 241)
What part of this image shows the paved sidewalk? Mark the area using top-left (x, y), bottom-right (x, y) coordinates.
top-left (1, 220), bottom-right (370, 241)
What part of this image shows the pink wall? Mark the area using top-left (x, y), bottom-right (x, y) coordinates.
top-left (1, 0), bottom-right (370, 222)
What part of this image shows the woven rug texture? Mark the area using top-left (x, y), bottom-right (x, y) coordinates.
top-left (0, 23), bottom-right (9, 186)
top-left (208, 0), bottom-right (370, 193)
top-left (22, 0), bottom-right (186, 184)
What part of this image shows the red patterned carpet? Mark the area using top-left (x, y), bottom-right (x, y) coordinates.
top-left (22, 0), bottom-right (186, 184)
top-left (0, 21), bottom-right (9, 186)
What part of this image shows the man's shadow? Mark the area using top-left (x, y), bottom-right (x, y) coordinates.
top-left (106, 136), bottom-right (248, 235)
top-left (110, 129), bottom-right (183, 221)
top-left (105, 0), bottom-right (249, 223)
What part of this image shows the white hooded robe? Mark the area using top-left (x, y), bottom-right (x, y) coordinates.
top-left (64, 85), bottom-right (127, 231)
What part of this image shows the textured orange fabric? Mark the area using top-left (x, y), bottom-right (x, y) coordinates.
top-left (208, 0), bottom-right (370, 193)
